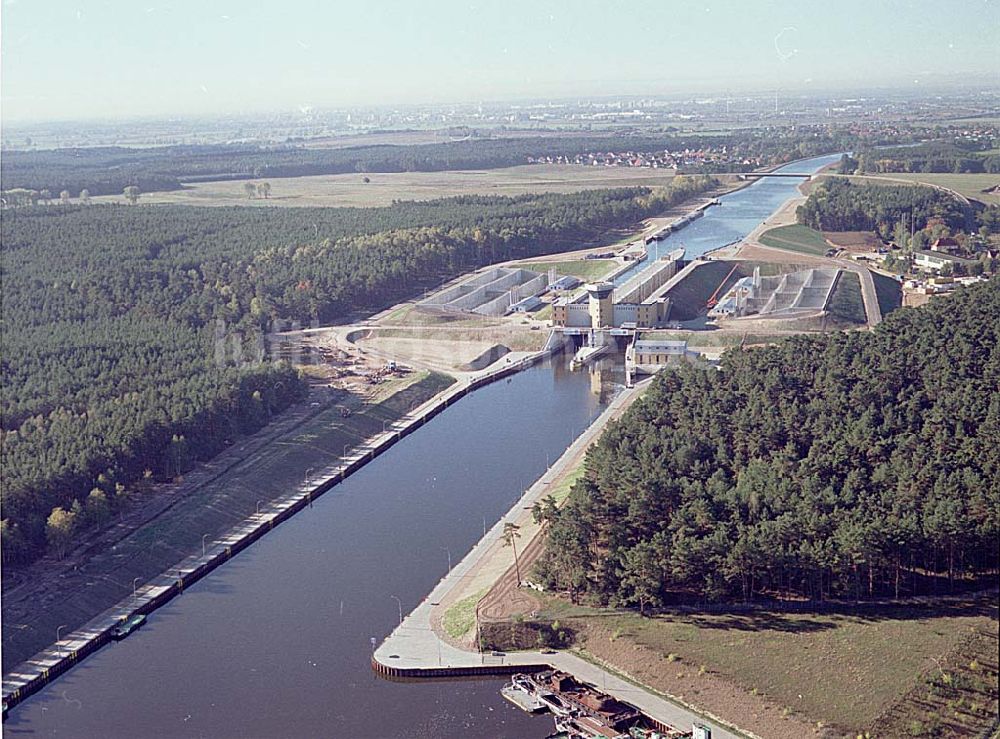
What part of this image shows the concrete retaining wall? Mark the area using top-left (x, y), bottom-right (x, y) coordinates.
top-left (371, 657), bottom-right (550, 680)
top-left (428, 268), bottom-right (506, 305)
top-left (474, 273), bottom-right (549, 316)
top-left (448, 270), bottom-right (525, 310)
top-left (424, 269), bottom-right (546, 315)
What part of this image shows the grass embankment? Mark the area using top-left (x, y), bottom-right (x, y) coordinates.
top-left (758, 224), bottom-right (832, 256)
top-left (548, 462), bottom-right (587, 506)
top-left (533, 304), bottom-right (554, 322)
top-left (536, 597), bottom-right (998, 737)
top-left (372, 326), bottom-right (547, 352)
top-left (641, 331), bottom-right (787, 348)
top-left (871, 620), bottom-right (999, 738)
top-left (378, 304), bottom-right (503, 328)
top-left (825, 271), bottom-right (867, 324)
top-left (823, 230), bottom-right (881, 250)
top-left (871, 271), bottom-right (903, 317)
top-left (1, 371), bottom-right (455, 672)
top-left (511, 259), bottom-right (618, 281)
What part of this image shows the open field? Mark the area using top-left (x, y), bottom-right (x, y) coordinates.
top-left (92, 164), bottom-right (678, 208)
top-left (536, 597), bottom-right (998, 738)
top-left (296, 128), bottom-right (617, 149)
top-left (758, 224), bottom-right (832, 256)
top-left (510, 259), bottom-right (617, 281)
top-left (865, 173), bottom-right (1000, 206)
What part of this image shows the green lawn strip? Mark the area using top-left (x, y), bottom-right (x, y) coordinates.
top-left (381, 305), bottom-right (412, 324)
top-left (758, 224), bottom-right (831, 256)
top-left (443, 588), bottom-right (488, 638)
top-left (548, 458), bottom-right (588, 506)
top-left (533, 304), bottom-right (553, 322)
top-left (511, 259), bottom-right (618, 281)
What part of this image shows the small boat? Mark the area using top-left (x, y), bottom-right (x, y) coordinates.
top-left (630, 726), bottom-right (691, 739)
top-left (552, 716), bottom-right (585, 739)
top-left (560, 714), bottom-right (631, 739)
top-left (538, 690), bottom-right (575, 717)
top-left (501, 683), bottom-right (546, 713)
top-left (111, 614), bottom-right (146, 640)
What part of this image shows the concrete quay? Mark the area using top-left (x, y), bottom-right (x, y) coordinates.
top-left (372, 378), bottom-right (749, 739)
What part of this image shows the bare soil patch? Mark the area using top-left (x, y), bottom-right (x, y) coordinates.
top-left (571, 620), bottom-right (822, 739)
top-left (823, 230), bottom-right (880, 251)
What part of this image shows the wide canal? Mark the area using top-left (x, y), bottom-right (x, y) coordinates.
top-left (6, 152), bottom-right (842, 738)
top-left (613, 151), bottom-right (845, 286)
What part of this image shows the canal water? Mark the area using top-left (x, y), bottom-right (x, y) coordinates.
top-left (6, 153), bottom-right (840, 738)
top-left (612, 152), bottom-right (846, 286)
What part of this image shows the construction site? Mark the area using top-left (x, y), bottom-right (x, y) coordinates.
top-left (312, 159), bottom-right (882, 390)
top-left (378, 240), bottom-right (866, 383)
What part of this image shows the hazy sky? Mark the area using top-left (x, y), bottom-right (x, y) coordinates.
top-left (2, 0), bottom-right (998, 122)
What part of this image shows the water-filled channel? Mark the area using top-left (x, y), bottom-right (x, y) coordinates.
top-left (9, 152), bottom-right (842, 738)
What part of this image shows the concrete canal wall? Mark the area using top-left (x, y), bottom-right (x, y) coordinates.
top-left (2, 346), bottom-right (562, 714)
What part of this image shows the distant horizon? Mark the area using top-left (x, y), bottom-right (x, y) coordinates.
top-left (3, 0), bottom-right (997, 124)
top-left (4, 76), bottom-right (999, 130)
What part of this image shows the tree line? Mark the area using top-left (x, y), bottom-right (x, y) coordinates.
top-left (0, 177), bottom-right (716, 564)
top-left (536, 279), bottom-right (999, 608)
top-left (839, 141), bottom-right (1000, 176)
top-left (0, 126), bottom-right (895, 198)
top-left (796, 178), bottom-right (971, 239)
